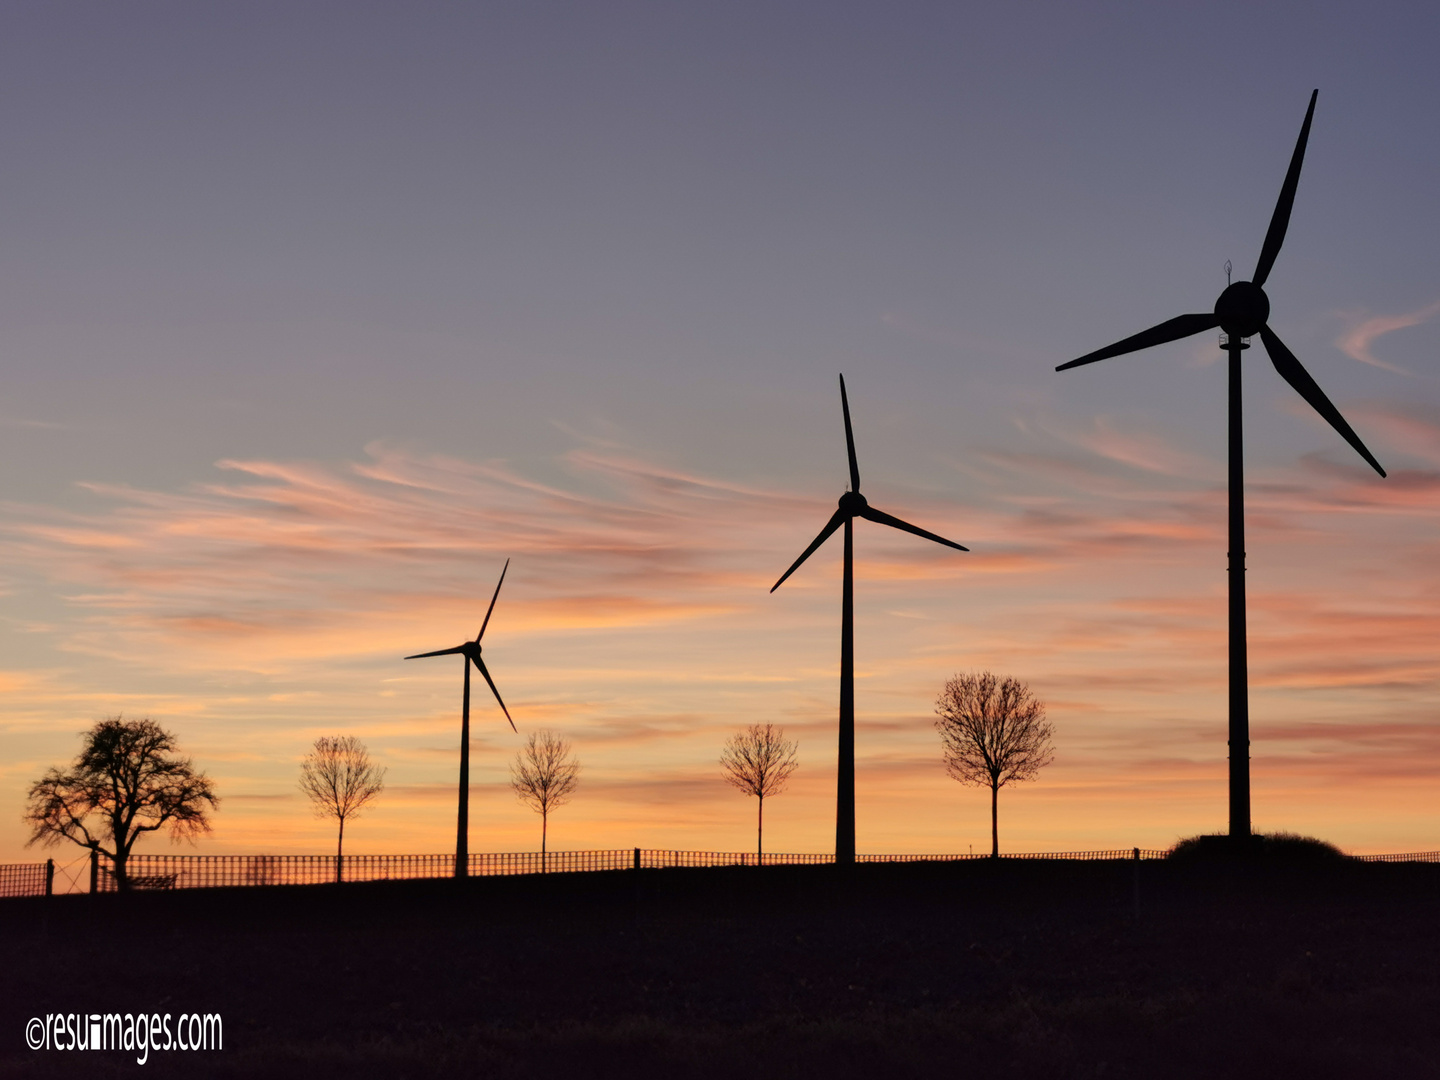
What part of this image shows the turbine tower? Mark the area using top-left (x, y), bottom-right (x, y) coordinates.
top-left (772, 375), bottom-right (968, 865)
top-left (1056, 90), bottom-right (1386, 842)
top-left (405, 559), bottom-right (515, 878)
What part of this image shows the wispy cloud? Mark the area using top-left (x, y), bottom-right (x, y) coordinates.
top-left (0, 441), bottom-right (798, 667)
top-left (1335, 300), bottom-right (1440, 375)
top-left (3, 420), bottom-right (1438, 861)
top-left (1069, 416), bottom-right (1218, 481)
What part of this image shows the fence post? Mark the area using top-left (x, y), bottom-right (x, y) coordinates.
top-left (89, 849), bottom-right (99, 894)
top-left (1132, 846), bottom-right (1141, 920)
top-left (633, 847), bottom-right (640, 871)
top-left (45, 859), bottom-right (54, 897)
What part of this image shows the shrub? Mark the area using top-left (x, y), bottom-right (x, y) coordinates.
top-left (1167, 831), bottom-right (1346, 862)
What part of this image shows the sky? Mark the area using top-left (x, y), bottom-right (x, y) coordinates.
top-left (2, 1), bottom-right (1438, 879)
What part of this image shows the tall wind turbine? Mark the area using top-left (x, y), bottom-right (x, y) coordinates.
top-left (405, 559), bottom-right (515, 878)
top-left (772, 375), bottom-right (968, 865)
top-left (1056, 90), bottom-right (1386, 842)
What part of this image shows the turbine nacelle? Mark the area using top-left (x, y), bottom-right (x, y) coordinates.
top-left (1056, 90), bottom-right (1384, 479)
top-left (770, 375), bottom-right (967, 594)
top-left (1214, 280), bottom-right (1270, 339)
top-left (403, 558), bottom-right (514, 730)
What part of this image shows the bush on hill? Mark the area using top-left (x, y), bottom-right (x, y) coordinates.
top-left (1167, 831), bottom-right (1346, 862)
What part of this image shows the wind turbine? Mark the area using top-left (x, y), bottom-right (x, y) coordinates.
top-left (772, 375), bottom-right (968, 865)
top-left (405, 559), bottom-right (515, 878)
top-left (1056, 90), bottom-right (1386, 843)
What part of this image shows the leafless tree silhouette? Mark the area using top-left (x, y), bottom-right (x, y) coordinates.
top-left (510, 730), bottom-right (579, 870)
top-left (720, 724), bottom-right (799, 859)
top-left (299, 735), bottom-right (386, 883)
top-left (24, 716), bottom-right (218, 890)
top-left (935, 673), bottom-right (1053, 857)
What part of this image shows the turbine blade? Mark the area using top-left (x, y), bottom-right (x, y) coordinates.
top-left (1057, 313), bottom-right (1218, 371)
top-left (472, 655), bottom-right (515, 731)
top-left (771, 508), bottom-right (847, 593)
top-left (1254, 89), bottom-right (1318, 288)
top-left (475, 558), bottom-right (510, 642)
top-left (1260, 325), bottom-right (1386, 477)
top-left (858, 505), bottom-right (969, 551)
top-left (404, 646), bottom-right (467, 660)
top-left (839, 374), bottom-right (860, 493)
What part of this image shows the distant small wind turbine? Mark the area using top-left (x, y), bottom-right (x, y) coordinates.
top-left (772, 375), bottom-right (968, 865)
top-left (406, 559), bottom-right (515, 879)
top-left (1056, 90), bottom-right (1386, 842)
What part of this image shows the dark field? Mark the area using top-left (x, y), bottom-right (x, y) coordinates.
top-left (3, 859), bottom-right (1439, 1078)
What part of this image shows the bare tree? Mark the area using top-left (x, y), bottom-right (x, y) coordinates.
top-left (934, 672), bottom-right (1053, 858)
top-left (299, 735), bottom-right (386, 883)
top-left (720, 723), bottom-right (799, 860)
top-left (510, 730), bottom-right (579, 870)
top-left (24, 716), bottom-right (219, 890)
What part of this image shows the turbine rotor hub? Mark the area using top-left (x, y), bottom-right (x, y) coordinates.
top-left (1214, 281), bottom-right (1270, 339)
top-left (839, 490), bottom-right (868, 515)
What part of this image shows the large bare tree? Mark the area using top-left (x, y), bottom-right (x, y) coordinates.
top-left (299, 735), bottom-right (386, 883)
top-left (934, 672), bottom-right (1053, 857)
top-left (510, 730), bottom-right (579, 870)
top-left (720, 723), bottom-right (799, 860)
top-left (24, 716), bottom-right (219, 890)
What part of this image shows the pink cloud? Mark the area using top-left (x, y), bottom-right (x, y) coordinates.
top-left (1335, 299), bottom-right (1440, 375)
top-left (3, 423), bottom-right (1438, 864)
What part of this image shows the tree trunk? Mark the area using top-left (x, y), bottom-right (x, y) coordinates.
top-left (336, 816), bottom-right (345, 884)
top-left (990, 781), bottom-right (999, 858)
top-left (757, 795), bottom-right (764, 862)
top-left (542, 809), bottom-right (548, 874)
top-left (113, 846), bottom-right (129, 892)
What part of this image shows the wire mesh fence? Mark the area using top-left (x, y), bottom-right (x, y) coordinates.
top-left (1353, 851), bottom-right (1440, 863)
top-left (997, 849), bottom-right (1170, 861)
top-left (93, 853), bottom-right (456, 891)
top-left (0, 862), bottom-right (50, 898)
top-left (639, 850), bottom-right (835, 869)
top-left (472, 850), bottom-right (635, 875)
top-left (24, 844), bottom-right (1437, 896)
top-left (88, 846), bottom-right (1173, 892)
top-left (91, 850), bottom-right (645, 890)
top-left (858, 849), bottom-right (1170, 863)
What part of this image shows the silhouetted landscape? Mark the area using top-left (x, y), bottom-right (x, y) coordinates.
top-left (4, 8), bottom-right (1438, 1079)
top-left (5, 858), bottom-right (1439, 1078)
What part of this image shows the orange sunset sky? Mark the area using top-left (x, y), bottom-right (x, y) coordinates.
top-left (2, 4), bottom-right (1437, 874)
